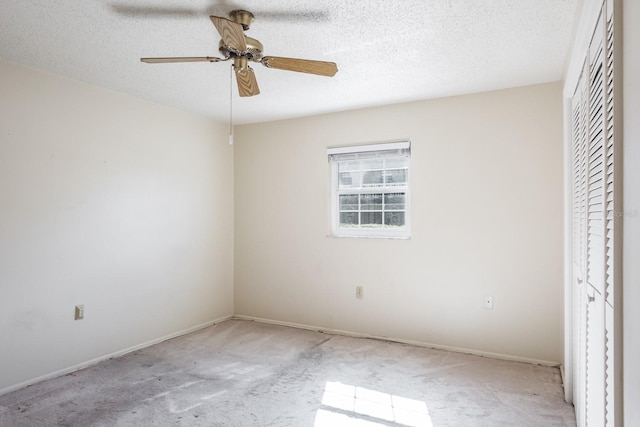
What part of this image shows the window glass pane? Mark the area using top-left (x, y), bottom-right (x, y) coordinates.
top-left (339, 171), bottom-right (359, 189)
top-left (340, 212), bottom-right (359, 227)
top-left (339, 194), bottom-right (359, 211)
top-left (361, 159), bottom-right (383, 170)
top-left (384, 169), bottom-right (407, 186)
top-left (384, 193), bottom-right (405, 210)
top-left (384, 212), bottom-right (405, 227)
top-left (361, 212), bottom-right (383, 227)
top-left (360, 194), bottom-right (383, 210)
top-left (362, 170), bottom-right (383, 187)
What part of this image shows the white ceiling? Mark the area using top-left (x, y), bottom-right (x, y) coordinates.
top-left (0, 0), bottom-right (578, 125)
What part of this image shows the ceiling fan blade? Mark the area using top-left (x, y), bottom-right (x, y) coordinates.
top-left (235, 68), bottom-right (260, 97)
top-left (252, 10), bottom-right (330, 22)
top-left (210, 15), bottom-right (246, 52)
top-left (141, 57), bottom-right (225, 63)
top-left (261, 56), bottom-right (338, 77)
top-left (110, 5), bottom-right (200, 17)
top-left (111, 4), bottom-right (330, 22)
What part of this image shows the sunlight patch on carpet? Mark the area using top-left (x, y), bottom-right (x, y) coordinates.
top-left (314, 381), bottom-right (433, 427)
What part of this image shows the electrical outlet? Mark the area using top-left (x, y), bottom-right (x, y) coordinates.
top-left (75, 304), bottom-right (85, 320)
top-left (484, 296), bottom-right (493, 310)
top-left (356, 286), bottom-right (364, 299)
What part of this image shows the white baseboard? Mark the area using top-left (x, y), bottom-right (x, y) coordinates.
top-left (0, 314), bottom-right (233, 397)
top-left (233, 315), bottom-right (561, 367)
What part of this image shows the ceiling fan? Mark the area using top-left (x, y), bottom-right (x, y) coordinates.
top-left (140, 10), bottom-right (338, 97)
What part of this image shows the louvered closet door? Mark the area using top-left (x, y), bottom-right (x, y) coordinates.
top-left (571, 0), bottom-right (620, 425)
top-left (571, 66), bottom-right (588, 427)
top-left (585, 11), bottom-right (606, 426)
top-left (602, 0), bottom-right (618, 423)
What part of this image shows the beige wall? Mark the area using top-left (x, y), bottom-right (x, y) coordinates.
top-left (234, 82), bottom-right (565, 363)
top-left (0, 60), bottom-right (234, 392)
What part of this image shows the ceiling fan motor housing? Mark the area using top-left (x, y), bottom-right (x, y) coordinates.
top-left (218, 36), bottom-right (263, 61)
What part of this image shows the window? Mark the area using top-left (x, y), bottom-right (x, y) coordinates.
top-left (328, 141), bottom-right (410, 238)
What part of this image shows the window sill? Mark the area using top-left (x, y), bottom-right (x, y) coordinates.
top-left (326, 234), bottom-right (411, 240)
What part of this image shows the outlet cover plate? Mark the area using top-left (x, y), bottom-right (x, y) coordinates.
top-left (75, 304), bottom-right (84, 320)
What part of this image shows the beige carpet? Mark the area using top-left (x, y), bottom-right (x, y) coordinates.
top-left (0, 319), bottom-right (575, 426)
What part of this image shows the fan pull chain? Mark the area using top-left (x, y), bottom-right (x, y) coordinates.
top-left (229, 63), bottom-right (234, 145)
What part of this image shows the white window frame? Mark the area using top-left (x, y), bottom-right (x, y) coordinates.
top-left (328, 141), bottom-right (411, 239)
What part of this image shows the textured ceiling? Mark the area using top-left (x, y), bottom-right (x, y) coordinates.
top-left (0, 0), bottom-right (578, 124)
